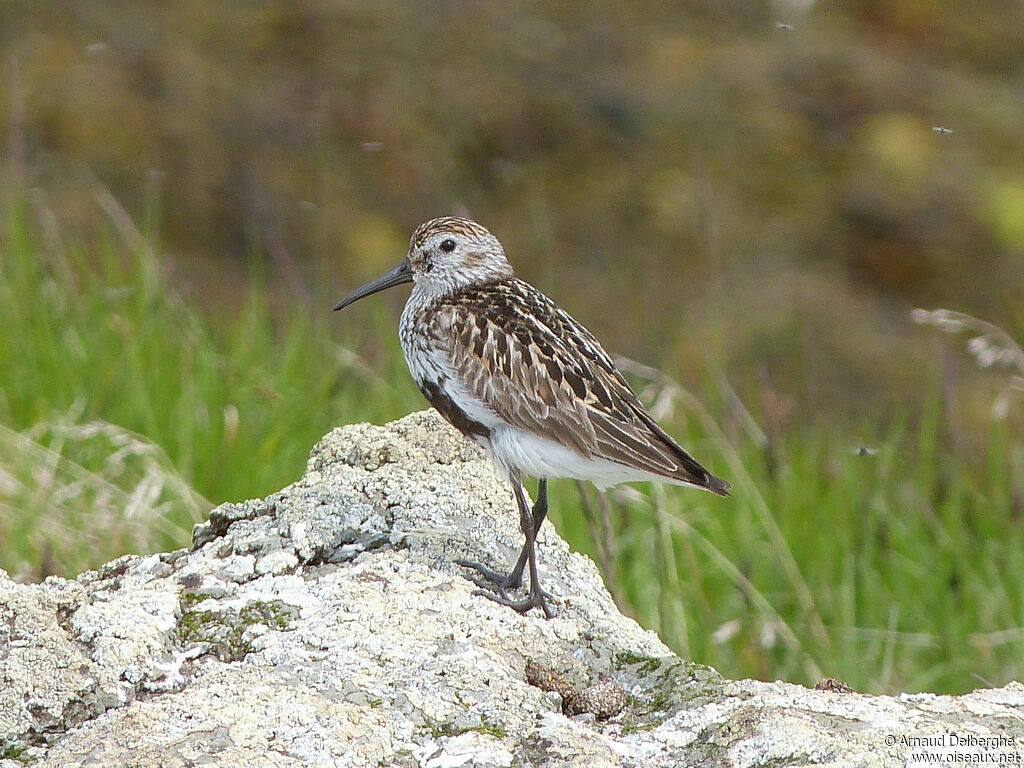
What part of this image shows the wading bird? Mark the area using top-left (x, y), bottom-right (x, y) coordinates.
top-left (334, 217), bottom-right (728, 617)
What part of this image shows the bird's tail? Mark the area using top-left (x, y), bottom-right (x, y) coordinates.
top-left (641, 413), bottom-right (730, 496)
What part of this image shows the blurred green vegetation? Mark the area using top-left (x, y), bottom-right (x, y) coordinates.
top-left (1, 0), bottom-right (1023, 415)
top-left (0, 196), bottom-right (421, 577)
top-left (1, 1), bottom-right (1024, 695)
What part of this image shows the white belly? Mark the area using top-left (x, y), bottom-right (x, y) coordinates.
top-left (487, 425), bottom-right (683, 490)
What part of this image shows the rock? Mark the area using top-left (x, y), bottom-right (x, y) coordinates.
top-left (0, 410), bottom-right (1022, 766)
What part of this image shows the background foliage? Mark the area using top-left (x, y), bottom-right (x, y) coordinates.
top-left (1, 0), bottom-right (1023, 696)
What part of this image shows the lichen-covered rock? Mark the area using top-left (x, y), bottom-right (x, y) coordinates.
top-left (1, 410), bottom-right (1022, 766)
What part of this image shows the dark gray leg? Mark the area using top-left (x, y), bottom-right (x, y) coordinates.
top-left (456, 478), bottom-right (553, 618)
top-left (505, 478), bottom-right (548, 588)
top-left (458, 479), bottom-right (547, 591)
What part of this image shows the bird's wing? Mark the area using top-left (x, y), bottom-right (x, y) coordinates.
top-left (440, 280), bottom-right (729, 495)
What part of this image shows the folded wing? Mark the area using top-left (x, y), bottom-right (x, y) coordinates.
top-left (441, 281), bottom-right (729, 496)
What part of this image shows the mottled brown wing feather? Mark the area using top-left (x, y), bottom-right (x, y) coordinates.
top-left (442, 280), bottom-right (729, 495)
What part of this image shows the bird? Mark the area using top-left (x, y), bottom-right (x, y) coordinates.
top-left (334, 216), bottom-right (729, 618)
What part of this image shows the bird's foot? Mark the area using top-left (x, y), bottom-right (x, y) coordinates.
top-left (455, 558), bottom-right (522, 597)
top-left (455, 559), bottom-right (554, 618)
top-left (471, 584), bottom-right (555, 619)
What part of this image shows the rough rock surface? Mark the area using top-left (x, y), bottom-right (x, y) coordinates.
top-left (1, 410), bottom-right (1022, 767)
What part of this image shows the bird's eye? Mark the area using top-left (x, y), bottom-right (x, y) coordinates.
top-left (439, 238), bottom-right (456, 253)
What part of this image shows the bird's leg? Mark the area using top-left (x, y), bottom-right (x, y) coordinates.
top-left (504, 478), bottom-right (548, 589)
top-left (457, 479), bottom-right (547, 591)
top-left (457, 478), bottom-right (554, 618)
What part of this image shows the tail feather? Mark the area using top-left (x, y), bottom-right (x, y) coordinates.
top-left (640, 412), bottom-right (730, 496)
top-left (702, 472), bottom-right (731, 497)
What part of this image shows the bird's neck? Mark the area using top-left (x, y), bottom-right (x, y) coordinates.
top-left (408, 275), bottom-right (512, 306)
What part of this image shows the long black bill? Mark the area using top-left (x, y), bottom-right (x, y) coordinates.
top-left (333, 259), bottom-right (414, 311)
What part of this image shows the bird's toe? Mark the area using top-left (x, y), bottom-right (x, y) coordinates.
top-left (455, 558), bottom-right (523, 592)
top-left (470, 587), bottom-right (555, 619)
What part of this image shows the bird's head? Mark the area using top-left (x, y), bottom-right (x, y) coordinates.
top-left (334, 217), bottom-right (514, 311)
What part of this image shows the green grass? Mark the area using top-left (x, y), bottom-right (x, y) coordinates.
top-left (1, 196), bottom-right (1021, 696)
top-left (552, 395), bottom-right (1024, 695)
top-left (0, 196), bottom-right (420, 577)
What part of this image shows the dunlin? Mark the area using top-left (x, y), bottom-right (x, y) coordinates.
top-left (335, 217), bottom-right (728, 617)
